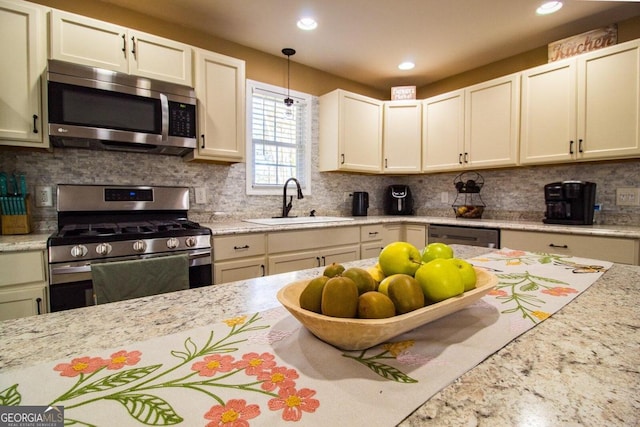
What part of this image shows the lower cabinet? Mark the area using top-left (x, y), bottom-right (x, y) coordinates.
top-left (405, 224), bottom-right (427, 249)
top-left (501, 230), bottom-right (640, 265)
top-left (213, 233), bottom-right (266, 285)
top-left (0, 250), bottom-right (48, 320)
top-left (360, 224), bottom-right (384, 259)
top-left (268, 244), bottom-right (360, 274)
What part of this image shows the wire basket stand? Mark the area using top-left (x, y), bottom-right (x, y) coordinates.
top-left (452, 171), bottom-right (486, 218)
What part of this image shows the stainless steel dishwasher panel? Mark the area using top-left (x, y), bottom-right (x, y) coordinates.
top-left (428, 225), bottom-right (500, 248)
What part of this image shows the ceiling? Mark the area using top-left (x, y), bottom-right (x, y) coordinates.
top-left (98, 0), bottom-right (640, 90)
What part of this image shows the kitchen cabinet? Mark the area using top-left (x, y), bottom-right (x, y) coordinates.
top-left (383, 101), bottom-right (422, 173)
top-left (360, 224), bottom-right (385, 259)
top-left (520, 39), bottom-right (640, 165)
top-left (0, 0), bottom-right (48, 148)
top-left (319, 89), bottom-right (383, 173)
top-left (405, 224), bottom-right (427, 249)
top-left (422, 74), bottom-right (520, 172)
top-left (0, 250), bottom-right (48, 320)
top-left (267, 226), bottom-right (360, 274)
top-left (184, 49), bottom-right (246, 163)
top-left (49, 9), bottom-right (193, 86)
top-left (382, 223), bottom-right (403, 246)
top-left (213, 233), bottom-right (266, 285)
top-left (501, 230), bottom-right (639, 265)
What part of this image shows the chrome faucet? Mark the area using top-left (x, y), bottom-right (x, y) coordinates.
top-left (282, 177), bottom-right (304, 217)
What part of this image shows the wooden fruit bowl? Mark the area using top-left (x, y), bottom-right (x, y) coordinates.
top-left (277, 267), bottom-right (497, 351)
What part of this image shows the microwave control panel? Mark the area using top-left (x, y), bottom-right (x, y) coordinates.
top-left (168, 102), bottom-right (196, 138)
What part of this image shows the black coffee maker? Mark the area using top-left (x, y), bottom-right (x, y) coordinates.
top-left (352, 192), bottom-right (369, 216)
top-left (543, 181), bottom-right (596, 225)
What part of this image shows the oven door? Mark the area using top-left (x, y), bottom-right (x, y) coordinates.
top-left (49, 250), bottom-right (211, 312)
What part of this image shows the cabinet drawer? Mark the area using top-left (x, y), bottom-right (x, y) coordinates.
top-left (0, 251), bottom-right (46, 287)
top-left (361, 224), bottom-right (384, 242)
top-left (268, 226), bottom-right (359, 253)
top-left (213, 234), bottom-right (266, 261)
top-left (501, 230), bottom-right (639, 265)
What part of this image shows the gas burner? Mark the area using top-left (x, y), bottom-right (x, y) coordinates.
top-left (59, 223), bottom-right (118, 237)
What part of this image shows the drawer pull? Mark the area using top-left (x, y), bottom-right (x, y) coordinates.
top-left (368, 231), bottom-right (379, 236)
top-left (549, 243), bottom-right (568, 249)
top-left (233, 245), bottom-right (250, 250)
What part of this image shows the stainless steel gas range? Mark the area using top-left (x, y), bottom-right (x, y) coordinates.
top-left (47, 184), bottom-right (212, 312)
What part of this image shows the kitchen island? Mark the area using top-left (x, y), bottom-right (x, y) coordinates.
top-left (0, 245), bottom-right (638, 426)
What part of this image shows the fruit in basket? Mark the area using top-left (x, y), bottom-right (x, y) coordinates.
top-left (342, 267), bottom-right (377, 295)
top-left (387, 275), bottom-right (425, 314)
top-left (321, 276), bottom-right (359, 318)
top-left (367, 263), bottom-right (385, 284)
top-left (414, 259), bottom-right (464, 303)
top-left (299, 276), bottom-right (329, 313)
top-left (357, 291), bottom-right (396, 319)
top-left (378, 242), bottom-right (422, 276)
top-left (377, 274), bottom-right (402, 296)
top-left (451, 258), bottom-right (477, 291)
top-left (421, 242), bottom-right (454, 263)
top-left (323, 262), bottom-right (345, 278)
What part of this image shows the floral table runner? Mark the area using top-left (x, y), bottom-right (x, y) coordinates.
top-left (0, 249), bottom-right (612, 426)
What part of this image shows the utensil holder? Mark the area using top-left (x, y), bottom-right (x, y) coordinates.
top-left (1, 194), bottom-right (32, 235)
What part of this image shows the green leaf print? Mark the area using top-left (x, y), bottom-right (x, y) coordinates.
top-left (64, 365), bottom-right (162, 400)
top-left (106, 393), bottom-right (183, 426)
top-left (351, 358), bottom-right (418, 383)
top-left (0, 384), bottom-right (21, 406)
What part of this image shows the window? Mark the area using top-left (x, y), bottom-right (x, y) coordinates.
top-left (246, 79), bottom-right (312, 195)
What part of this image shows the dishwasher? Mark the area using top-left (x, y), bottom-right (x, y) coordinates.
top-left (428, 224), bottom-right (500, 248)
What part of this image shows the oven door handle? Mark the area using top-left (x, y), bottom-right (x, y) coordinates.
top-left (51, 264), bottom-right (92, 275)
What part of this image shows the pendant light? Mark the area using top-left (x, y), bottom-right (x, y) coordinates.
top-left (282, 48), bottom-right (296, 107)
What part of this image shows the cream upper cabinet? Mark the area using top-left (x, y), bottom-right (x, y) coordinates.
top-left (319, 89), bottom-right (383, 173)
top-left (521, 39), bottom-right (640, 165)
top-left (383, 101), bottom-right (422, 174)
top-left (0, 0), bottom-right (48, 148)
top-left (184, 49), bottom-right (246, 163)
top-left (422, 74), bottom-right (519, 172)
top-left (49, 9), bottom-right (192, 86)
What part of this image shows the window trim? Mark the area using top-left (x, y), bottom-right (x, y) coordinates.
top-left (245, 79), bottom-right (312, 196)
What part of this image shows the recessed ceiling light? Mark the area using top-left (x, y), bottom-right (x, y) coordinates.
top-left (297, 17), bottom-right (317, 30)
top-left (398, 61), bottom-right (415, 71)
top-left (537, 1), bottom-right (563, 15)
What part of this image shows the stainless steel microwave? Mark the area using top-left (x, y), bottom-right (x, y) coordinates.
top-left (47, 60), bottom-right (197, 156)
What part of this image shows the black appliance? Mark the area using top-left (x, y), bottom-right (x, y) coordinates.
top-left (384, 185), bottom-right (414, 215)
top-left (543, 181), bottom-right (597, 225)
top-left (352, 192), bottom-right (369, 216)
top-left (47, 185), bottom-right (212, 312)
top-left (47, 60), bottom-right (197, 156)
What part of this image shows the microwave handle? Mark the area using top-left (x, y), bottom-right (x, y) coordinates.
top-left (161, 93), bottom-right (169, 141)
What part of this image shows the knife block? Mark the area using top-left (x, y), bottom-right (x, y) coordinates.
top-left (1, 194), bottom-right (32, 235)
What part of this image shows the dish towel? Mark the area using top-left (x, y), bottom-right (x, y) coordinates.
top-left (91, 254), bottom-right (190, 304)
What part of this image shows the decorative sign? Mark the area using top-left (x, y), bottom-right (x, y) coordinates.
top-left (391, 86), bottom-right (416, 100)
top-left (548, 25), bottom-right (617, 62)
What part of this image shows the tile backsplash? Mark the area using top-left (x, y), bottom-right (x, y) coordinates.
top-left (1, 97), bottom-right (638, 231)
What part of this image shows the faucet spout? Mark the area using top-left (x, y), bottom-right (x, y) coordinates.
top-left (282, 177), bottom-right (304, 217)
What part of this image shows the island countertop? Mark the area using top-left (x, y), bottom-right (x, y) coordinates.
top-left (0, 245), bottom-right (638, 426)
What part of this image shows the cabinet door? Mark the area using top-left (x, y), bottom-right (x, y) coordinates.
top-left (465, 74), bottom-right (520, 169)
top-left (520, 60), bottom-right (577, 165)
top-left (128, 30), bottom-right (192, 86)
top-left (320, 244), bottom-right (360, 266)
top-left (577, 40), bottom-right (640, 160)
top-left (185, 49), bottom-right (246, 162)
top-left (268, 250), bottom-right (323, 275)
top-left (50, 10), bottom-right (128, 72)
top-left (0, 284), bottom-right (47, 320)
top-left (383, 101), bottom-right (422, 173)
top-left (361, 241), bottom-right (383, 259)
top-left (214, 256), bottom-right (266, 285)
top-left (405, 224), bottom-right (426, 249)
top-left (0, 0), bottom-right (47, 146)
top-left (422, 90), bottom-right (465, 172)
top-left (382, 224), bottom-right (403, 245)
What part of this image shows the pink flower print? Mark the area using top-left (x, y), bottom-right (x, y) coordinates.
top-left (235, 352), bottom-right (276, 376)
top-left (54, 356), bottom-right (106, 377)
top-left (268, 387), bottom-right (320, 421)
top-left (541, 287), bottom-right (578, 297)
top-left (105, 350), bottom-right (141, 370)
top-left (204, 399), bottom-right (260, 427)
top-left (257, 366), bottom-right (299, 392)
top-left (498, 250), bottom-right (526, 258)
top-left (488, 289), bottom-right (508, 297)
top-left (192, 354), bottom-right (236, 377)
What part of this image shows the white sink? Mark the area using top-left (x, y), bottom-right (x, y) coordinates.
top-left (243, 216), bottom-right (355, 226)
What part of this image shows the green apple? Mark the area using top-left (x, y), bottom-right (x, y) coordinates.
top-left (450, 258), bottom-right (477, 292)
top-left (378, 242), bottom-right (422, 277)
top-left (421, 242), bottom-right (454, 263)
top-left (387, 274), bottom-right (425, 314)
top-left (414, 259), bottom-right (464, 303)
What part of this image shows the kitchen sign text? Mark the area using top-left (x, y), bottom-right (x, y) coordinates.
top-left (548, 25), bottom-right (617, 62)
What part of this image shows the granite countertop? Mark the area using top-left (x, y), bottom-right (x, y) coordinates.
top-left (1, 245), bottom-right (638, 425)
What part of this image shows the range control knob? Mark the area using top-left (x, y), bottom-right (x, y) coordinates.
top-left (185, 236), bottom-right (197, 248)
top-left (96, 242), bottom-right (112, 256)
top-left (166, 237), bottom-right (180, 249)
top-left (133, 240), bottom-right (147, 253)
top-left (70, 245), bottom-right (88, 258)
